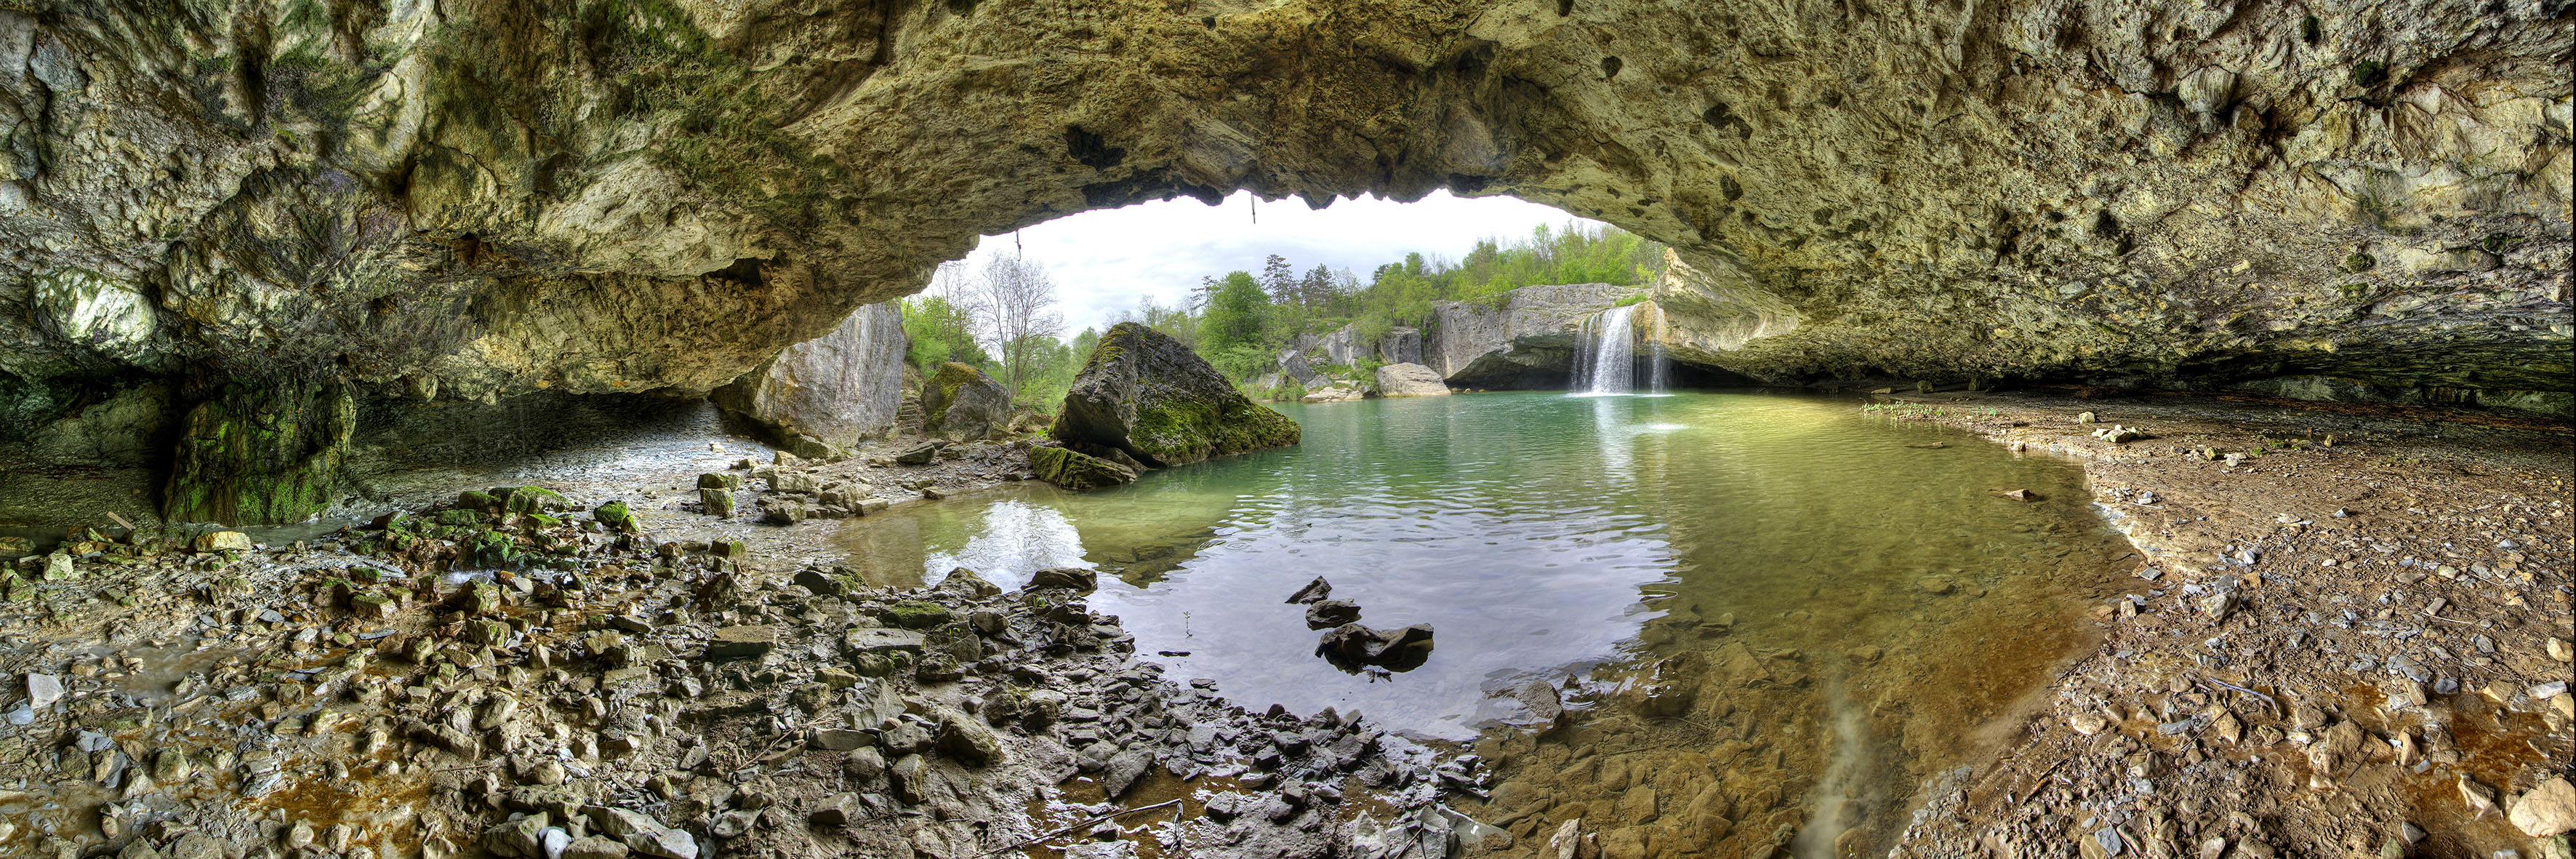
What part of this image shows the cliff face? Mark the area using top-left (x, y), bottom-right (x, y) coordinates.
top-left (1425, 284), bottom-right (1638, 387)
top-left (711, 302), bottom-right (907, 453)
top-left (0, 0), bottom-right (2567, 518)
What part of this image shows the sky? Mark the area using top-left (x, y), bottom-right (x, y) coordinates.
top-left (944, 190), bottom-right (1605, 335)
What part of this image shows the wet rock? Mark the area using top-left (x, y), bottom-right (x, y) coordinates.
top-left (882, 601), bottom-right (955, 629)
top-left (1285, 577), bottom-right (1331, 604)
top-left (1317, 623), bottom-right (1435, 670)
top-left (1100, 748), bottom-right (1155, 799)
top-left (936, 708), bottom-right (1006, 766)
top-left (704, 626), bottom-right (777, 660)
top-left (1304, 599), bottom-right (1361, 628)
top-left (698, 487), bottom-right (736, 517)
top-left (593, 501), bottom-right (639, 533)
top-left (1029, 445), bottom-right (1137, 491)
top-left (890, 754), bottom-right (931, 804)
top-left (1028, 567), bottom-right (1098, 592)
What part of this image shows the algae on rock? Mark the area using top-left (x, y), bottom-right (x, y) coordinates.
top-left (1053, 323), bottom-right (1300, 468)
top-left (162, 382), bottom-right (357, 525)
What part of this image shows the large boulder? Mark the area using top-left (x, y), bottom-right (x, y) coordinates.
top-left (921, 363), bottom-right (1014, 441)
top-left (1053, 323), bottom-right (1300, 467)
top-left (1028, 445), bottom-right (1137, 491)
top-left (712, 303), bottom-right (907, 455)
top-left (1424, 284), bottom-right (1641, 388)
top-left (1374, 363), bottom-right (1451, 397)
top-left (1248, 348), bottom-right (1323, 392)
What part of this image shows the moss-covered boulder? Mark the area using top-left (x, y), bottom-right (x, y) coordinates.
top-left (921, 362), bottom-right (1014, 441)
top-left (1053, 323), bottom-right (1300, 467)
top-left (1029, 445), bottom-right (1137, 492)
top-left (161, 382), bottom-right (356, 525)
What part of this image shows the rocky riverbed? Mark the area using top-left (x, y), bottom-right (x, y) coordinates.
top-left (0, 443), bottom-right (1493, 859)
top-left (1861, 388), bottom-right (2575, 858)
top-left (1, 391), bottom-right (2569, 859)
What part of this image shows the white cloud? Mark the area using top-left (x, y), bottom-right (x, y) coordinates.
top-left (953, 190), bottom-right (1605, 335)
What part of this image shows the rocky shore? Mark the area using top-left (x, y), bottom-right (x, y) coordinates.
top-left (0, 460), bottom-right (1488, 859)
top-left (1858, 388), bottom-right (2575, 858)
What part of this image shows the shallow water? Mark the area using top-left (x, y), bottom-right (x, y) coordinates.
top-left (830, 392), bottom-right (2134, 751)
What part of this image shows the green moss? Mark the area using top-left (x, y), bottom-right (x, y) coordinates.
top-left (502, 486), bottom-right (569, 514)
top-left (594, 500), bottom-right (639, 533)
top-left (883, 601), bottom-right (955, 629)
top-left (161, 382), bottom-right (355, 525)
top-left (1029, 446), bottom-right (1134, 491)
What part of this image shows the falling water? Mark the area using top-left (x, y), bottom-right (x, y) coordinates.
top-left (1571, 305), bottom-right (1638, 395)
top-left (1647, 341), bottom-right (1674, 396)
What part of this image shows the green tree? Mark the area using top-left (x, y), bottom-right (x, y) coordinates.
top-left (1200, 271), bottom-right (1269, 352)
top-left (901, 295), bottom-right (988, 368)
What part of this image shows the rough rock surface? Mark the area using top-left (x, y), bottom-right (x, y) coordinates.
top-left (1373, 362), bottom-right (1453, 397)
top-left (919, 363), bottom-right (1013, 442)
top-left (0, 0), bottom-right (2567, 511)
top-left (1, 0), bottom-right (2562, 408)
top-left (711, 303), bottom-right (907, 454)
top-left (1054, 324), bottom-right (1300, 467)
top-left (1027, 444), bottom-right (1138, 491)
top-left (1424, 284), bottom-right (1640, 387)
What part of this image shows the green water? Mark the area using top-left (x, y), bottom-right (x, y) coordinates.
top-left (836, 391), bottom-right (2134, 747)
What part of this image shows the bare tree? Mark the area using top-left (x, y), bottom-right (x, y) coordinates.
top-left (971, 252), bottom-right (1065, 401)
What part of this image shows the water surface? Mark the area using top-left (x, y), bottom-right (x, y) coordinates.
top-left (835, 391), bottom-right (2132, 745)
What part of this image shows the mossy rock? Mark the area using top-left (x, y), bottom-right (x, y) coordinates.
top-left (501, 487), bottom-right (570, 514)
top-left (1029, 445), bottom-right (1136, 491)
top-left (434, 508), bottom-right (483, 527)
top-left (1052, 323), bottom-right (1301, 467)
top-left (883, 601), bottom-right (955, 629)
top-left (921, 362), bottom-right (1014, 441)
top-left (458, 490), bottom-right (499, 510)
top-left (594, 500), bottom-right (639, 533)
top-left (161, 381), bottom-right (356, 526)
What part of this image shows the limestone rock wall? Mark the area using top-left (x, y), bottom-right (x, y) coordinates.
top-left (1426, 284), bottom-right (1640, 387)
top-left (0, 0), bottom-right (2564, 429)
top-left (712, 302), bottom-right (907, 451)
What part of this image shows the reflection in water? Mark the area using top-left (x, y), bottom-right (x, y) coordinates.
top-left (922, 500), bottom-right (1086, 589)
top-left (832, 390), bottom-right (2133, 850)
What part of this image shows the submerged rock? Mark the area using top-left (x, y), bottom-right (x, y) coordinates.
top-left (1317, 623), bottom-right (1435, 671)
top-left (1053, 323), bottom-right (1300, 467)
top-left (1029, 444), bottom-right (1136, 491)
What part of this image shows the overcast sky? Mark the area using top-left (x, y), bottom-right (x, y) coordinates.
top-left (945, 190), bottom-right (1605, 335)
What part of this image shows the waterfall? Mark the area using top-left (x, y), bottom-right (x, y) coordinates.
top-left (1647, 341), bottom-right (1674, 396)
top-left (1572, 305), bottom-right (1638, 395)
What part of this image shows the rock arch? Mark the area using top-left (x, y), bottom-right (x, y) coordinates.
top-left (0, 0), bottom-right (2567, 519)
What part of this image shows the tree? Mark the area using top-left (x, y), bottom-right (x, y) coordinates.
top-left (968, 253), bottom-right (1066, 401)
top-left (1260, 254), bottom-right (1296, 305)
top-left (1200, 271), bottom-right (1269, 353)
top-left (901, 294), bottom-right (988, 368)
